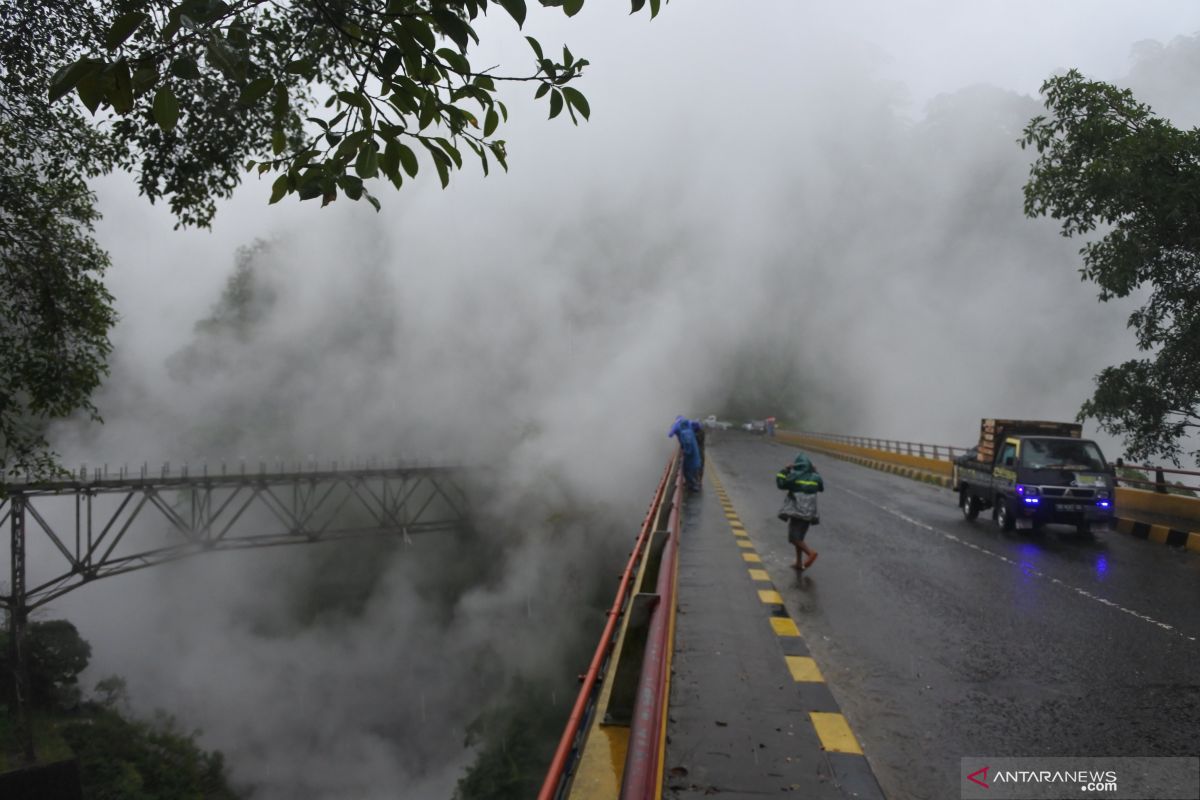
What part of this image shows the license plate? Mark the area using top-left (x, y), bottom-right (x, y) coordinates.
top-left (1057, 503), bottom-right (1083, 512)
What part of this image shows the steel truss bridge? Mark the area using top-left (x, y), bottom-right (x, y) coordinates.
top-left (1, 461), bottom-right (468, 762)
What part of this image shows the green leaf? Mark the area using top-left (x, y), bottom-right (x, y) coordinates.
top-left (238, 77), bottom-right (274, 106)
top-left (105, 12), bottom-right (147, 50)
top-left (562, 87), bottom-right (590, 120)
top-left (269, 174), bottom-right (289, 204)
top-left (49, 59), bottom-right (101, 104)
top-left (285, 58), bottom-right (311, 75)
top-left (499, 0), bottom-right (528, 27)
top-left (548, 88), bottom-right (563, 120)
top-left (109, 60), bottom-right (134, 114)
top-left (272, 128), bottom-right (286, 155)
top-left (649, 0), bottom-right (661, 17)
top-left (170, 57), bottom-right (201, 79)
top-left (525, 35), bottom-right (543, 61)
top-left (355, 143), bottom-right (379, 179)
top-left (152, 87), bottom-right (179, 131)
top-left (564, 0), bottom-right (584, 18)
top-left (534, 82), bottom-right (550, 99)
top-left (397, 142), bottom-right (419, 177)
top-left (380, 46), bottom-right (404, 77)
top-left (75, 72), bottom-right (104, 114)
top-left (431, 7), bottom-right (472, 51)
top-left (433, 152), bottom-right (450, 188)
top-left (132, 65), bottom-right (158, 96)
top-left (484, 107), bottom-right (499, 137)
top-left (435, 137), bottom-right (462, 168)
top-left (631, 0), bottom-right (646, 12)
top-left (341, 174), bottom-right (364, 200)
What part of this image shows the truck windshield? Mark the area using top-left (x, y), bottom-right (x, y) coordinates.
top-left (1020, 439), bottom-right (1106, 471)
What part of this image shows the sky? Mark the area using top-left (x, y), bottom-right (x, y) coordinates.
top-left (25, 2), bottom-right (1200, 797)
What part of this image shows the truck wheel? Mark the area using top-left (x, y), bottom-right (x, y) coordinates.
top-left (994, 498), bottom-right (1015, 532)
top-left (960, 489), bottom-right (980, 521)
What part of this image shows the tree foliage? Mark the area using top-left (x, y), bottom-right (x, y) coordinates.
top-left (1, 2), bottom-right (119, 481)
top-left (61, 709), bottom-right (240, 800)
top-left (1021, 69), bottom-right (1200, 464)
top-left (51, 0), bottom-right (665, 227)
top-left (0, 619), bottom-right (92, 711)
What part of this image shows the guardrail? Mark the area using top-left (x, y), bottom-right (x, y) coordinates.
top-left (538, 454), bottom-right (678, 800)
top-left (794, 431), bottom-right (969, 462)
top-left (791, 430), bottom-right (1200, 494)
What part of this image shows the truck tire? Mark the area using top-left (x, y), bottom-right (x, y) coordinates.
top-left (994, 497), bottom-right (1015, 532)
top-left (960, 489), bottom-right (980, 521)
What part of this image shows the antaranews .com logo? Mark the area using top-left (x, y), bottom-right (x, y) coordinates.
top-left (960, 757), bottom-right (1198, 800)
top-left (966, 765), bottom-right (1118, 793)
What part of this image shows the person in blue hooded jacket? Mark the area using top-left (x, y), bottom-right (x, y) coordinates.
top-left (776, 452), bottom-right (824, 570)
top-left (669, 415), bottom-right (703, 491)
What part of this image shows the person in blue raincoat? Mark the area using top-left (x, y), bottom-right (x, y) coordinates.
top-left (776, 452), bottom-right (824, 570)
top-left (669, 415), bottom-right (703, 491)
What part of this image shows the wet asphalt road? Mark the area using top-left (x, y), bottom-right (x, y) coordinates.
top-left (705, 432), bottom-right (1200, 800)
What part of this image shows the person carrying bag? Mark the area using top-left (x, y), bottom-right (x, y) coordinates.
top-left (776, 452), bottom-right (824, 571)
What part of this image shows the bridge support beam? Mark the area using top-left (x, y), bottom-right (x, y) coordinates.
top-left (7, 494), bottom-right (35, 765)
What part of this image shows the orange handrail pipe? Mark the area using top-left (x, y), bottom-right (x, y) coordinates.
top-left (537, 455), bottom-right (676, 800)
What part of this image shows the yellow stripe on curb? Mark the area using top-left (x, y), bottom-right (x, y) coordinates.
top-left (1189, 532), bottom-right (1200, 553)
top-left (736, 540), bottom-right (754, 549)
top-left (1149, 525), bottom-right (1169, 544)
top-left (809, 712), bottom-right (863, 754)
top-left (785, 656), bottom-right (824, 682)
top-left (748, 569), bottom-right (770, 581)
top-left (757, 590), bottom-right (784, 604)
top-left (733, 529), bottom-right (749, 538)
top-left (770, 617), bottom-right (800, 637)
top-left (743, 553), bottom-right (762, 563)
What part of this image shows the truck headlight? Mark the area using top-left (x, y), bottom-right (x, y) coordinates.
top-left (1016, 484), bottom-right (1039, 497)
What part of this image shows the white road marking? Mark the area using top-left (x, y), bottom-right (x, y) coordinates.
top-left (837, 486), bottom-right (1197, 643)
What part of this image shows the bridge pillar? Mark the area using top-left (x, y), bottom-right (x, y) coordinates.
top-left (8, 494), bottom-right (34, 765)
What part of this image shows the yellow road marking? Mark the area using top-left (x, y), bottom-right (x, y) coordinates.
top-left (757, 590), bottom-right (784, 604)
top-left (785, 656), bottom-right (824, 682)
top-left (770, 617), bottom-right (800, 637)
top-left (742, 553), bottom-right (762, 563)
top-left (1149, 525), bottom-right (1169, 544)
top-left (733, 529), bottom-right (748, 537)
top-left (736, 540), bottom-right (754, 549)
top-left (1188, 532), bottom-right (1200, 553)
top-left (748, 569), bottom-right (770, 581)
top-left (809, 712), bottom-right (863, 754)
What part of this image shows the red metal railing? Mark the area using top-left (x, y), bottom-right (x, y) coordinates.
top-left (537, 455), bottom-right (677, 800)
top-left (618, 462), bottom-right (684, 799)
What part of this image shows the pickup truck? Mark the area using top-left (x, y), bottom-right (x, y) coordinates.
top-left (704, 415), bottom-right (732, 430)
top-left (952, 419), bottom-right (1115, 535)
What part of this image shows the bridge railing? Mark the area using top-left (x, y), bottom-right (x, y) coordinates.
top-left (538, 454), bottom-right (680, 800)
top-left (788, 429), bottom-right (1200, 495)
top-left (791, 431), bottom-right (970, 462)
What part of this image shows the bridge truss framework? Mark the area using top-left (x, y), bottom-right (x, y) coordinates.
top-left (1, 463), bottom-right (468, 763)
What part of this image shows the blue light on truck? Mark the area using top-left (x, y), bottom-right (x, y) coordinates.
top-left (1015, 484), bottom-right (1039, 497)
top-left (1097, 500), bottom-right (1111, 508)
top-left (1023, 497), bottom-right (1039, 505)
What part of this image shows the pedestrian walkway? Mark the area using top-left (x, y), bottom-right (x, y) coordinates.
top-left (663, 470), bottom-right (884, 798)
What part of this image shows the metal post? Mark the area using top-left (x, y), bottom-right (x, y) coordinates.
top-left (1155, 467), bottom-right (1168, 494)
top-left (9, 494), bottom-right (35, 764)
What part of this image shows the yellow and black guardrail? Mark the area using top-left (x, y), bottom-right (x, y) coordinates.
top-left (777, 430), bottom-right (1200, 552)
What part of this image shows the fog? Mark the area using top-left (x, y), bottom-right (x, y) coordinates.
top-left (27, 2), bottom-right (1200, 797)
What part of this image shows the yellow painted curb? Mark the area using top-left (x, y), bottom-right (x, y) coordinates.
top-left (809, 712), bottom-right (863, 754)
top-left (770, 617), bottom-right (800, 637)
top-left (785, 656), bottom-right (824, 683)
